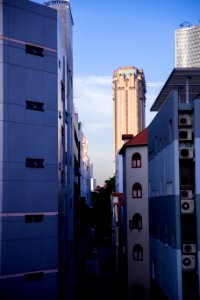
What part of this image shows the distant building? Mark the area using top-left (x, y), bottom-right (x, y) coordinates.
top-left (119, 129), bottom-right (150, 300)
top-left (90, 162), bottom-right (97, 192)
top-left (79, 122), bottom-right (91, 206)
top-left (175, 23), bottom-right (200, 67)
top-left (112, 66), bottom-right (146, 165)
top-left (149, 68), bottom-right (200, 299)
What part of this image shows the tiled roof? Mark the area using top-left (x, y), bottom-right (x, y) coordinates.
top-left (119, 128), bottom-right (148, 155)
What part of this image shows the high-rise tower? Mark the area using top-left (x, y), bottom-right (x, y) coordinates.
top-left (113, 66), bottom-right (146, 162)
top-left (175, 23), bottom-right (200, 67)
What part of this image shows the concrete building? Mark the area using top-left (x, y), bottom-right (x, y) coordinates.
top-left (119, 129), bottom-right (150, 300)
top-left (0, 0), bottom-right (75, 298)
top-left (44, 1), bottom-right (74, 299)
top-left (149, 68), bottom-right (200, 299)
top-left (0, 0), bottom-right (58, 298)
top-left (113, 66), bottom-right (146, 164)
top-left (175, 23), bottom-right (200, 68)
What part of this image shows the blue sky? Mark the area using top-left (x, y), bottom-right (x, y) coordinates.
top-left (32, 0), bottom-right (200, 185)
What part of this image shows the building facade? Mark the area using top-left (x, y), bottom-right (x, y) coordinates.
top-left (0, 0), bottom-right (76, 298)
top-left (79, 122), bottom-right (91, 206)
top-left (149, 68), bottom-right (200, 299)
top-left (113, 66), bottom-right (146, 163)
top-left (44, 1), bottom-right (74, 299)
top-left (0, 0), bottom-right (58, 298)
top-left (119, 129), bottom-right (150, 300)
top-left (175, 23), bottom-right (200, 68)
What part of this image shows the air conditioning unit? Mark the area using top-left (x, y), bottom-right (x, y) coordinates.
top-left (179, 144), bottom-right (193, 159)
top-left (179, 129), bottom-right (193, 141)
top-left (182, 255), bottom-right (196, 270)
top-left (179, 114), bottom-right (192, 126)
top-left (180, 189), bottom-right (193, 199)
top-left (181, 200), bottom-right (194, 214)
top-left (182, 244), bottom-right (196, 254)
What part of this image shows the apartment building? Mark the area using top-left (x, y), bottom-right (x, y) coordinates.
top-left (149, 68), bottom-right (200, 299)
top-left (0, 0), bottom-right (75, 298)
top-left (0, 0), bottom-right (58, 298)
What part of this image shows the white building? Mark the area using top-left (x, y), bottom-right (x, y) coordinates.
top-left (119, 128), bottom-right (150, 300)
top-left (79, 122), bottom-right (91, 206)
top-left (175, 23), bottom-right (200, 68)
top-left (90, 162), bottom-right (96, 192)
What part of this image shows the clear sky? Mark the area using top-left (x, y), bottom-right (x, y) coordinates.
top-left (32, 0), bottom-right (200, 186)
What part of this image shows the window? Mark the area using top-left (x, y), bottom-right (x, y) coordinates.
top-left (132, 183), bottom-right (142, 198)
top-left (133, 244), bottom-right (143, 261)
top-left (25, 214), bottom-right (44, 223)
top-left (24, 272), bottom-right (43, 281)
top-left (132, 213), bottom-right (142, 229)
top-left (26, 101), bottom-right (44, 112)
top-left (132, 153), bottom-right (141, 168)
top-left (26, 44), bottom-right (44, 57)
top-left (26, 158), bottom-right (44, 168)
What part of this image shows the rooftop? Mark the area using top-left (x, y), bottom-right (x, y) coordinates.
top-left (119, 128), bottom-right (148, 155)
top-left (151, 68), bottom-right (200, 112)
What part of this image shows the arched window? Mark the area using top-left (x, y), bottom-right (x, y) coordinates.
top-left (132, 213), bottom-right (142, 229)
top-left (132, 153), bottom-right (141, 168)
top-left (133, 244), bottom-right (143, 261)
top-left (132, 183), bottom-right (142, 198)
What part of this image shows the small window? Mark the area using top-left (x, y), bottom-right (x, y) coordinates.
top-left (133, 244), bottom-right (143, 261)
top-left (26, 101), bottom-right (44, 112)
top-left (26, 44), bottom-right (44, 57)
top-left (132, 213), bottom-right (142, 229)
top-left (24, 272), bottom-right (43, 281)
top-left (132, 153), bottom-right (141, 168)
top-left (26, 158), bottom-right (44, 168)
top-left (132, 183), bottom-right (142, 198)
top-left (25, 214), bottom-right (44, 223)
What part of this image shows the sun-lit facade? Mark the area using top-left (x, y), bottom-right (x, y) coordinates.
top-left (113, 66), bottom-right (146, 166)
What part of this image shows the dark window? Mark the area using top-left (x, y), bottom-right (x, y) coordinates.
top-left (25, 215), bottom-right (33, 223)
top-left (133, 244), bottom-right (143, 261)
top-left (24, 272), bottom-right (43, 281)
top-left (25, 214), bottom-right (44, 223)
top-left (26, 158), bottom-right (44, 168)
top-left (132, 153), bottom-right (141, 168)
top-left (26, 44), bottom-right (44, 57)
top-left (132, 183), bottom-right (142, 198)
top-left (132, 213), bottom-right (142, 229)
top-left (26, 101), bottom-right (44, 112)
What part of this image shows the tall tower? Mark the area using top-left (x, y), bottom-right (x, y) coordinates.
top-left (113, 66), bottom-right (146, 162)
top-left (175, 23), bottom-right (200, 67)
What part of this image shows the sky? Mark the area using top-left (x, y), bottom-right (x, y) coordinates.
top-left (32, 0), bottom-right (200, 186)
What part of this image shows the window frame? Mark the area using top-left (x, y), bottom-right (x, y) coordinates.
top-left (132, 152), bottom-right (142, 168)
top-left (133, 244), bottom-right (143, 261)
top-left (132, 183), bottom-right (142, 198)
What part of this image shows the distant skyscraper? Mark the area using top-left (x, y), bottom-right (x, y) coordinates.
top-left (113, 66), bottom-right (146, 163)
top-left (175, 23), bottom-right (200, 67)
